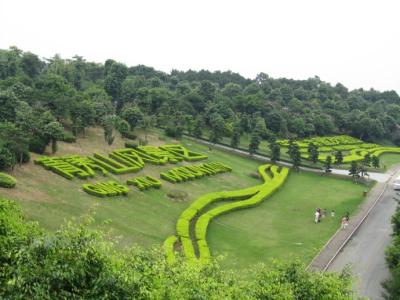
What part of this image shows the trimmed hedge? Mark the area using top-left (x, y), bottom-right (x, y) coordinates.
top-left (34, 144), bottom-right (209, 180)
top-left (82, 181), bottom-right (129, 197)
top-left (126, 176), bottom-right (161, 191)
top-left (166, 164), bottom-right (289, 264)
top-left (160, 162), bottom-right (232, 183)
top-left (160, 144), bottom-right (208, 161)
top-left (91, 153), bottom-right (140, 174)
top-left (0, 172), bottom-right (16, 188)
top-left (163, 235), bottom-right (178, 264)
top-left (34, 156), bottom-right (92, 180)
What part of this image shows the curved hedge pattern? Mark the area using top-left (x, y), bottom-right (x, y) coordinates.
top-left (0, 172), bottom-right (17, 188)
top-left (165, 164), bottom-right (289, 264)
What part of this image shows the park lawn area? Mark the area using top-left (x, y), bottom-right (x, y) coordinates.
top-left (380, 153), bottom-right (400, 170)
top-left (207, 171), bottom-right (368, 274)
top-left (1, 127), bottom-right (369, 273)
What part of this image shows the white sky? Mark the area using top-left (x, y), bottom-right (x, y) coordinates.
top-left (1, 0), bottom-right (399, 93)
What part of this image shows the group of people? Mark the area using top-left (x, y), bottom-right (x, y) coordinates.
top-left (314, 208), bottom-right (350, 229)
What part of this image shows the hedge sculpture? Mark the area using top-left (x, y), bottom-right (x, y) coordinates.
top-left (0, 172), bottom-right (17, 188)
top-left (164, 164), bottom-right (289, 264)
top-left (160, 144), bottom-right (208, 161)
top-left (82, 181), bottom-right (129, 197)
top-left (278, 135), bottom-right (400, 164)
top-left (160, 162), bottom-right (232, 183)
top-left (127, 176), bottom-right (162, 191)
top-left (35, 144), bottom-right (208, 180)
top-left (35, 156), bottom-right (92, 180)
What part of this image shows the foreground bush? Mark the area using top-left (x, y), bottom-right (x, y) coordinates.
top-left (0, 198), bottom-right (357, 299)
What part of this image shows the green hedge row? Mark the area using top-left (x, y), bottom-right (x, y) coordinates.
top-left (278, 135), bottom-right (362, 148)
top-left (35, 144), bottom-right (208, 180)
top-left (166, 164), bottom-right (289, 264)
top-left (0, 172), bottom-right (17, 188)
top-left (163, 235), bottom-right (178, 264)
top-left (34, 156), bottom-right (93, 180)
top-left (82, 181), bottom-right (129, 197)
top-left (159, 144), bottom-right (208, 161)
top-left (309, 146), bottom-right (400, 163)
top-left (160, 162), bottom-right (232, 183)
top-left (126, 176), bottom-right (161, 191)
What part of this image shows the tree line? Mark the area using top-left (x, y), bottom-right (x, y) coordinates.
top-left (1, 46), bottom-right (400, 171)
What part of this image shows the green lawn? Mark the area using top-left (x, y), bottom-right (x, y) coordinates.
top-left (207, 171), bottom-right (367, 275)
top-left (1, 128), bottom-right (369, 274)
top-left (380, 153), bottom-right (400, 170)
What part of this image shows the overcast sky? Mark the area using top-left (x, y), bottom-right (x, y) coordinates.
top-left (1, 0), bottom-right (399, 92)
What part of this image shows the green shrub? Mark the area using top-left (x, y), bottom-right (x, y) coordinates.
top-left (0, 172), bottom-right (16, 188)
top-left (62, 132), bottom-right (76, 143)
top-left (29, 135), bottom-right (48, 154)
top-left (123, 131), bottom-right (137, 140)
top-left (125, 142), bottom-right (138, 149)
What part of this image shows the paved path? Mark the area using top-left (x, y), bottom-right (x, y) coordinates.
top-left (326, 169), bottom-right (400, 299)
top-left (188, 137), bottom-right (390, 182)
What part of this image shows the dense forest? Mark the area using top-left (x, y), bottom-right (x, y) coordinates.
top-left (1, 46), bottom-right (400, 171)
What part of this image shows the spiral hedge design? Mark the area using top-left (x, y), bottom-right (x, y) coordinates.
top-left (164, 164), bottom-right (289, 264)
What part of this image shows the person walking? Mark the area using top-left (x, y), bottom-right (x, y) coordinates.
top-left (315, 209), bottom-right (320, 223)
top-left (341, 216), bottom-right (348, 229)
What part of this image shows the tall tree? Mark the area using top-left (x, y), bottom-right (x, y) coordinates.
top-left (349, 161), bottom-right (359, 182)
top-left (288, 141), bottom-right (301, 171)
top-left (308, 143), bottom-right (319, 164)
top-left (248, 131), bottom-right (260, 155)
top-left (102, 115), bottom-right (115, 146)
top-left (209, 113), bottom-right (225, 144)
top-left (270, 141), bottom-right (281, 164)
top-left (230, 121), bottom-right (241, 149)
top-left (372, 155), bottom-right (380, 169)
top-left (335, 150), bottom-right (343, 165)
top-left (324, 155), bottom-right (332, 174)
top-left (104, 62), bottom-right (128, 112)
top-left (43, 121), bottom-right (64, 154)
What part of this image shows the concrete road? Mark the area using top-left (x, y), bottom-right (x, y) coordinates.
top-left (328, 174), bottom-right (399, 299)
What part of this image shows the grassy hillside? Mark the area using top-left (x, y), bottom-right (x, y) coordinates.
top-left (0, 127), bottom-right (369, 273)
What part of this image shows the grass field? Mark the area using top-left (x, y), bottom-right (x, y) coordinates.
top-left (0, 127), bottom-right (370, 274)
top-left (380, 153), bottom-right (400, 170)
